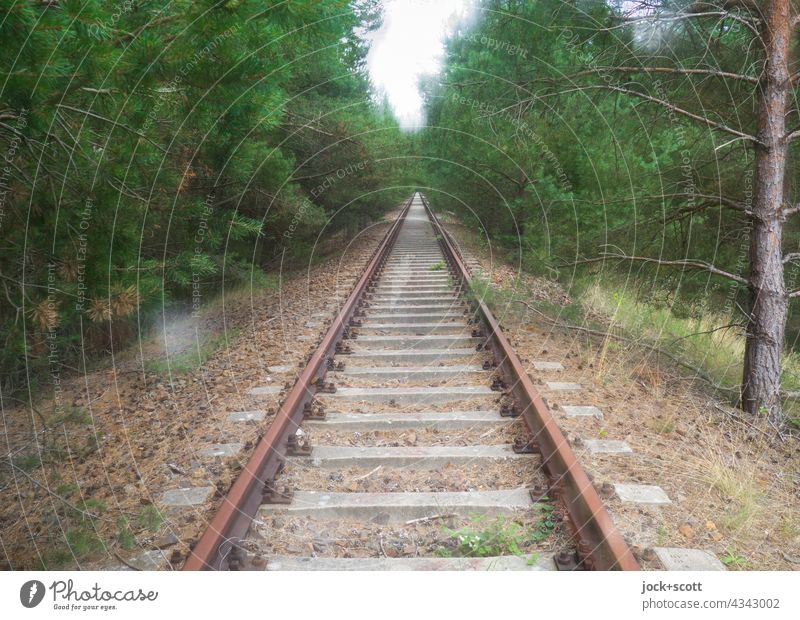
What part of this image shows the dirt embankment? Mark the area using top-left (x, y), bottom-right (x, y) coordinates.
top-left (442, 215), bottom-right (799, 571)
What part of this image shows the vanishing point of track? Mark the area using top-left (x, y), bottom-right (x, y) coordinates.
top-left (183, 193), bottom-right (639, 571)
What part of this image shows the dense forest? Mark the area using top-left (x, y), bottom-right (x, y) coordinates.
top-left (3, 0), bottom-right (800, 428)
top-left (418, 0), bottom-right (800, 426)
top-left (1, 0), bottom-right (799, 578)
top-left (0, 0), bottom-right (409, 397)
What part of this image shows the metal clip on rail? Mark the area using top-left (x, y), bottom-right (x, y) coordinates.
top-left (417, 192), bottom-right (639, 571)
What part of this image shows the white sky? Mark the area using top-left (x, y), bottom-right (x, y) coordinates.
top-left (366, 0), bottom-right (474, 130)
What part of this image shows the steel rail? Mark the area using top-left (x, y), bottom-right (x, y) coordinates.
top-left (183, 196), bottom-right (414, 570)
top-left (420, 194), bottom-right (640, 571)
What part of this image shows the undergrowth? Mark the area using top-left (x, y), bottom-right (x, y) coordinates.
top-left (437, 507), bottom-right (556, 562)
top-left (144, 327), bottom-right (242, 376)
top-left (37, 502), bottom-right (165, 569)
top-left (465, 270), bottom-right (800, 427)
top-left (580, 279), bottom-right (800, 426)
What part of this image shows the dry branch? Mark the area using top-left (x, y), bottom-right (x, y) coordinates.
top-left (569, 252), bottom-right (748, 285)
top-left (509, 299), bottom-right (739, 394)
top-left (563, 65), bottom-right (758, 84)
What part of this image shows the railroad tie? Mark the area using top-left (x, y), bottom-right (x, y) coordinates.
top-left (184, 193), bottom-right (639, 572)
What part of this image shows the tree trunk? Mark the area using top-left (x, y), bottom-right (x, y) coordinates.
top-left (741, 0), bottom-right (791, 425)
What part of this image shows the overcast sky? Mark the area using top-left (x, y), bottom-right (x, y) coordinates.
top-left (366, 0), bottom-right (474, 130)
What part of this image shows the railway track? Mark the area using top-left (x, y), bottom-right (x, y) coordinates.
top-left (183, 193), bottom-right (638, 571)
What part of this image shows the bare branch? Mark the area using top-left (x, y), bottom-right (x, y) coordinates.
top-left (592, 5), bottom-right (762, 39)
top-left (667, 322), bottom-right (746, 343)
top-left (511, 299), bottom-right (739, 393)
top-left (472, 162), bottom-right (535, 189)
top-left (559, 85), bottom-right (760, 145)
top-left (117, 15), bottom-right (180, 43)
top-left (785, 127), bottom-right (800, 142)
top-left (471, 191), bottom-right (751, 215)
top-left (290, 168), bottom-right (342, 182)
top-left (570, 252), bottom-right (748, 284)
top-left (525, 82), bottom-right (759, 144)
top-left (783, 203), bottom-right (800, 217)
top-left (564, 65), bottom-right (758, 84)
top-left (578, 7), bottom-right (761, 39)
top-left (636, 191), bottom-right (751, 213)
top-left (113, 552), bottom-right (142, 571)
top-left (283, 111), bottom-right (362, 147)
top-left (6, 461), bottom-right (115, 524)
top-left (783, 253), bottom-right (800, 264)
top-left (686, 1), bottom-right (761, 16)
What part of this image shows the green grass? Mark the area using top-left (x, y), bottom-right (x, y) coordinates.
top-left (704, 453), bottom-right (764, 532)
top-left (78, 499), bottom-right (107, 514)
top-left (429, 260), bottom-right (445, 271)
top-left (463, 266), bottom-right (800, 425)
top-left (56, 483), bottom-right (78, 496)
top-left (37, 503), bottom-right (164, 568)
top-left (144, 327), bottom-right (241, 376)
top-left (720, 547), bottom-right (749, 569)
top-left (437, 507), bottom-right (555, 561)
top-left (580, 280), bottom-right (800, 396)
top-left (467, 275), bottom-right (501, 308)
top-left (491, 272), bottom-right (800, 422)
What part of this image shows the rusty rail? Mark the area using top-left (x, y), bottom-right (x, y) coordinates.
top-left (183, 197), bottom-right (413, 570)
top-left (420, 194), bottom-right (639, 571)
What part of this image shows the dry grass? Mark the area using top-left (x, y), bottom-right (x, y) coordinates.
top-left (441, 220), bottom-right (800, 569)
top-left (701, 451), bottom-right (765, 532)
top-left (646, 417), bottom-right (676, 436)
top-left (582, 281), bottom-right (800, 421)
top-left (663, 433), bottom-right (798, 568)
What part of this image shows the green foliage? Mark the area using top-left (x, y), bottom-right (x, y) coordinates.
top-left (48, 406), bottom-right (92, 428)
top-left (144, 328), bottom-right (240, 376)
top-left (56, 484), bottom-right (79, 497)
top-left (440, 516), bottom-right (526, 557)
top-left (116, 516), bottom-right (135, 551)
top-left (414, 0), bottom-right (800, 410)
top-left (38, 497), bottom-right (108, 568)
top-left (13, 454), bottom-right (42, 473)
top-left (0, 0), bottom-right (409, 396)
top-left (438, 508), bottom-right (555, 559)
top-left (720, 547), bottom-right (749, 569)
top-left (137, 505), bottom-right (164, 533)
